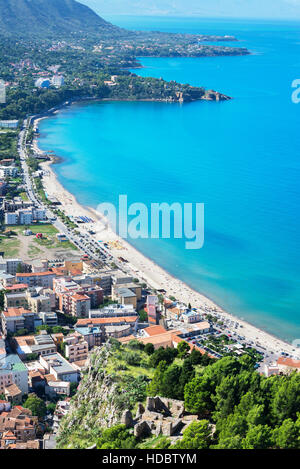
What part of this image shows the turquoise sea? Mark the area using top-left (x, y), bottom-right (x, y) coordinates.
top-left (39, 17), bottom-right (300, 343)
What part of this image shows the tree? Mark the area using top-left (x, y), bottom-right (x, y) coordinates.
top-left (241, 424), bottom-right (273, 449)
top-left (179, 358), bottom-right (195, 398)
top-left (147, 360), bottom-right (167, 397)
top-left (144, 343), bottom-right (155, 355)
top-left (160, 364), bottom-right (182, 400)
top-left (184, 375), bottom-right (214, 416)
top-left (177, 341), bottom-right (190, 359)
top-left (173, 420), bottom-right (212, 449)
top-left (138, 310), bottom-right (148, 322)
top-left (149, 347), bottom-right (177, 368)
top-left (190, 348), bottom-right (203, 365)
top-left (97, 425), bottom-right (137, 449)
top-left (272, 418), bottom-right (300, 449)
top-left (23, 393), bottom-right (47, 419)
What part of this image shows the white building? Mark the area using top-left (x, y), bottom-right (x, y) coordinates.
top-left (4, 212), bottom-right (18, 225)
top-left (0, 354), bottom-right (29, 396)
top-left (0, 257), bottom-right (23, 275)
top-left (0, 165), bottom-right (18, 178)
top-left (51, 75), bottom-right (64, 88)
top-left (19, 209), bottom-right (33, 225)
top-left (0, 120), bottom-right (18, 129)
top-left (4, 207), bottom-right (46, 225)
top-left (39, 353), bottom-right (79, 383)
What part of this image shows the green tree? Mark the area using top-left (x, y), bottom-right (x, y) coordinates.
top-left (23, 393), bottom-right (47, 419)
top-left (144, 343), bottom-right (155, 355)
top-left (147, 360), bottom-right (167, 396)
top-left (184, 374), bottom-right (214, 416)
top-left (272, 418), bottom-right (300, 449)
top-left (160, 364), bottom-right (182, 400)
top-left (242, 424), bottom-right (273, 449)
top-left (173, 420), bottom-right (212, 449)
top-left (97, 424), bottom-right (137, 449)
top-left (177, 341), bottom-right (190, 359)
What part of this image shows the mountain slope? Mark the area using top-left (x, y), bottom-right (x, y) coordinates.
top-left (0, 0), bottom-right (123, 37)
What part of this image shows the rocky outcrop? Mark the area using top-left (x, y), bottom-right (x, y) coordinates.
top-left (202, 90), bottom-right (231, 101)
top-left (56, 344), bottom-right (124, 448)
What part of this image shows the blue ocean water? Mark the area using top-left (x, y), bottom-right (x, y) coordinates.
top-left (39, 17), bottom-right (300, 342)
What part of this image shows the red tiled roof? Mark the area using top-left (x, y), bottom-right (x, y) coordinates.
top-left (76, 316), bottom-right (138, 326)
top-left (16, 271), bottom-right (55, 277)
top-left (6, 284), bottom-right (28, 291)
top-left (2, 308), bottom-right (32, 318)
top-left (277, 357), bottom-right (300, 368)
top-left (144, 325), bottom-right (167, 337)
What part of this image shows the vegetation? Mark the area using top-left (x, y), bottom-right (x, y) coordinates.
top-left (57, 340), bottom-right (300, 449)
top-left (23, 393), bottom-right (47, 419)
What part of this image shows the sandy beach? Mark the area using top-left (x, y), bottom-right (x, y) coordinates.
top-left (31, 115), bottom-right (300, 359)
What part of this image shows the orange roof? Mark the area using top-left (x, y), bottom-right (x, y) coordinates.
top-left (16, 271), bottom-right (55, 277)
top-left (3, 308), bottom-right (32, 318)
top-left (3, 431), bottom-right (16, 439)
top-left (76, 316), bottom-right (138, 326)
top-left (6, 284), bottom-right (28, 291)
top-left (277, 357), bottom-right (300, 368)
top-left (144, 325), bottom-right (167, 337)
top-left (72, 293), bottom-right (90, 301)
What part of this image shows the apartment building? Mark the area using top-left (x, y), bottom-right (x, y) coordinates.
top-left (1, 308), bottom-right (36, 336)
top-left (16, 271), bottom-right (57, 289)
top-left (39, 353), bottom-right (79, 383)
top-left (0, 354), bottom-right (28, 395)
top-left (63, 333), bottom-right (89, 363)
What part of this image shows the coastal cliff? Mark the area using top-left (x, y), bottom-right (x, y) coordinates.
top-left (56, 341), bottom-right (153, 449)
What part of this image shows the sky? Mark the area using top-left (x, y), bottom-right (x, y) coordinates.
top-left (81, 0), bottom-right (300, 19)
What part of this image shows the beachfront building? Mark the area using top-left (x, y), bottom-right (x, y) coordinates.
top-left (146, 295), bottom-right (160, 325)
top-left (0, 165), bottom-right (18, 178)
top-left (0, 120), bottom-right (18, 129)
top-left (112, 286), bottom-right (137, 309)
top-left (4, 207), bottom-right (46, 225)
top-left (276, 357), bottom-right (300, 374)
top-left (181, 310), bottom-right (202, 324)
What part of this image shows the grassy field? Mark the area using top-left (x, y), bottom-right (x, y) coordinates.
top-left (1, 223), bottom-right (78, 260)
top-left (0, 234), bottom-right (20, 257)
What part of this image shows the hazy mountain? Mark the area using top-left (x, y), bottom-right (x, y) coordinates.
top-left (0, 0), bottom-right (123, 37)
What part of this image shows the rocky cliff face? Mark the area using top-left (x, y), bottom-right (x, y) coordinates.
top-left (56, 345), bottom-right (122, 448)
top-left (56, 341), bottom-right (151, 449)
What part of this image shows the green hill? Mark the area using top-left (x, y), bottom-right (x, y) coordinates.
top-left (0, 0), bottom-right (124, 38)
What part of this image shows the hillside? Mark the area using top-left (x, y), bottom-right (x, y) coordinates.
top-left (56, 339), bottom-right (300, 449)
top-left (0, 0), bottom-right (124, 38)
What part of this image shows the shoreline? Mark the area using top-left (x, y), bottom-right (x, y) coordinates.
top-left (33, 108), bottom-right (300, 358)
